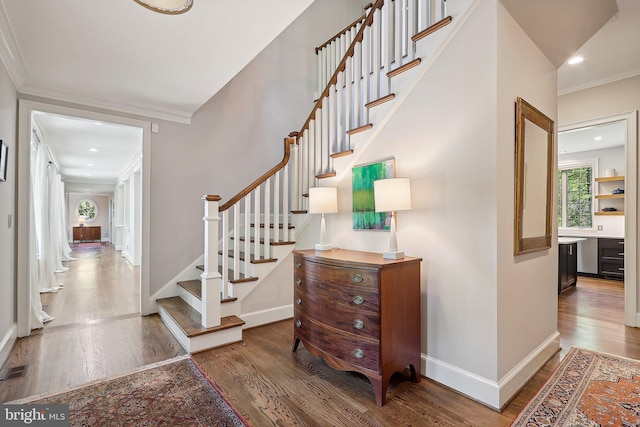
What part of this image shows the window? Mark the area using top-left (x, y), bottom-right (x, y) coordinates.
top-left (558, 161), bottom-right (594, 228)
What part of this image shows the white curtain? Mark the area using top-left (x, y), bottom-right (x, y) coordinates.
top-left (30, 141), bottom-right (72, 327)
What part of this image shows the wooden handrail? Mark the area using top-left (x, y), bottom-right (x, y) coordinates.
top-left (219, 137), bottom-right (295, 212)
top-left (315, 13), bottom-right (367, 54)
top-left (299, 0), bottom-right (385, 136)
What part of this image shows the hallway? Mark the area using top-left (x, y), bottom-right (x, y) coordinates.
top-left (0, 244), bottom-right (184, 402)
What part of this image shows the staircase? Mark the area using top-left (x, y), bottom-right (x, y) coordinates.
top-left (158, 0), bottom-right (466, 353)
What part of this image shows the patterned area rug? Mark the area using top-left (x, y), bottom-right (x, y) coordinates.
top-left (10, 357), bottom-right (248, 426)
top-left (512, 347), bottom-right (640, 426)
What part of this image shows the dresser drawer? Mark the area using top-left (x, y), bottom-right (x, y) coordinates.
top-left (295, 293), bottom-right (379, 339)
top-left (295, 258), bottom-right (379, 290)
top-left (294, 315), bottom-right (380, 372)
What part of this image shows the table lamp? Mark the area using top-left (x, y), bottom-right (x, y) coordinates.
top-left (308, 187), bottom-right (338, 250)
top-left (374, 178), bottom-right (411, 259)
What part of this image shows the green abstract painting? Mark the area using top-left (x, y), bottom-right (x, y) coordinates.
top-left (352, 159), bottom-right (395, 230)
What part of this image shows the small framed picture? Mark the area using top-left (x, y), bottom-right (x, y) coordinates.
top-left (0, 140), bottom-right (7, 182)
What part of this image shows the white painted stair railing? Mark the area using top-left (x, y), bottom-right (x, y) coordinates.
top-left (199, 0), bottom-right (451, 330)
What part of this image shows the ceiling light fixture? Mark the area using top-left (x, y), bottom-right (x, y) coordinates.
top-left (594, 136), bottom-right (603, 141)
top-left (133, 0), bottom-right (193, 14)
top-left (568, 56), bottom-right (584, 65)
top-left (89, 148), bottom-right (99, 152)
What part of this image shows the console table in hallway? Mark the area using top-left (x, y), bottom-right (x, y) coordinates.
top-left (72, 226), bottom-right (101, 244)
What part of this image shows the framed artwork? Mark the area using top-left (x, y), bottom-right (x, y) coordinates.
top-left (77, 199), bottom-right (98, 223)
top-left (0, 140), bottom-right (7, 182)
top-left (352, 158), bottom-right (395, 230)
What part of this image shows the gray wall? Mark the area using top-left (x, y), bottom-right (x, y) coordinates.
top-left (0, 56), bottom-right (18, 364)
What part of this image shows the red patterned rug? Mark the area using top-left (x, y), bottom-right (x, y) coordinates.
top-left (9, 357), bottom-right (248, 426)
top-left (512, 347), bottom-right (640, 426)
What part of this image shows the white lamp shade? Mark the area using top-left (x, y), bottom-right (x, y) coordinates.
top-left (374, 178), bottom-right (411, 212)
top-left (134, 0), bottom-right (193, 14)
top-left (308, 187), bottom-right (338, 214)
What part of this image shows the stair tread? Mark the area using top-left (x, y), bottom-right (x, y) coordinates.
top-left (387, 58), bottom-right (421, 78)
top-left (346, 123), bottom-right (373, 135)
top-left (251, 223), bottom-right (295, 230)
top-left (177, 279), bottom-right (202, 299)
top-left (316, 171), bottom-right (337, 179)
top-left (234, 237), bottom-right (296, 246)
top-left (157, 296), bottom-right (245, 338)
top-left (194, 265), bottom-right (259, 284)
top-left (218, 250), bottom-right (278, 263)
top-left (330, 149), bottom-right (354, 159)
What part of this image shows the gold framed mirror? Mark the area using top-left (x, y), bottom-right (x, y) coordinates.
top-left (514, 97), bottom-right (554, 255)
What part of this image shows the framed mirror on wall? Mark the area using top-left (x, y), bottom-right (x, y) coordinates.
top-left (76, 198), bottom-right (98, 224)
top-left (514, 97), bottom-right (555, 256)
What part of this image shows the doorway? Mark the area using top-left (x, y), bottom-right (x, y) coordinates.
top-left (558, 111), bottom-right (638, 327)
top-left (16, 100), bottom-right (153, 337)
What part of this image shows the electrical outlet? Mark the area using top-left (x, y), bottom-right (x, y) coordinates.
top-left (597, 225), bottom-right (603, 231)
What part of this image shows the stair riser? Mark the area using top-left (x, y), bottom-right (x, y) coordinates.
top-left (221, 300), bottom-right (241, 318)
top-left (177, 287), bottom-right (202, 313)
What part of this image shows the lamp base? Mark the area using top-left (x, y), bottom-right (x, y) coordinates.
top-left (383, 250), bottom-right (405, 260)
top-left (315, 243), bottom-right (333, 251)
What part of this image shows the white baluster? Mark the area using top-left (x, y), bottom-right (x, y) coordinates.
top-left (244, 195), bottom-right (251, 273)
top-left (233, 204), bottom-right (240, 281)
top-left (354, 41), bottom-right (362, 127)
top-left (408, 0), bottom-right (417, 60)
top-left (273, 171), bottom-right (280, 243)
top-left (373, 8), bottom-right (382, 100)
top-left (283, 164), bottom-right (290, 243)
top-left (201, 195), bottom-right (222, 328)
top-left (291, 141), bottom-right (300, 212)
top-left (264, 177), bottom-right (271, 250)
top-left (336, 71), bottom-right (344, 153)
top-left (394, 0), bottom-right (402, 66)
top-left (221, 209), bottom-right (229, 295)
top-left (254, 185), bottom-right (261, 260)
top-left (345, 57), bottom-right (353, 131)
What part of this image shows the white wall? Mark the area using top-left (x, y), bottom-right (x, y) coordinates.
top-left (296, 0), bottom-right (558, 409)
top-left (0, 57), bottom-right (18, 366)
top-left (145, 0), bottom-right (367, 296)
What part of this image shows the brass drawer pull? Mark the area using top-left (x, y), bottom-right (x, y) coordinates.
top-left (296, 278), bottom-right (302, 286)
top-left (295, 262), bottom-right (301, 269)
top-left (296, 298), bottom-right (302, 305)
top-left (353, 349), bottom-right (364, 359)
top-left (352, 295), bottom-right (364, 305)
top-left (295, 320), bottom-right (302, 328)
top-left (354, 319), bottom-right (364, 329)
top-left (352, 273), bottom-right (363, 283)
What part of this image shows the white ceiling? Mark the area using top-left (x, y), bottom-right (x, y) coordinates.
top-left (3, 0), bottom-right (639, 193)
top-left (558, 120), bottom-right (626, 154)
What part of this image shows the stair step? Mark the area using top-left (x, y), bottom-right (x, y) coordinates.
top-left (233, 236), bottom-right (295, 246)
top-left (157, 296), bottom-right (244, 338)
top-left (195, 265), bottom-right (259, 284)
top-left (218, 250), bottom-right (277, 264)
top-left (347, 123), bottom-right (373, 135)
top-left (412, 15), bottom-right (452, 42)
top-left (387, 58), bottom-right (421, 78)
top-left (330, 149), bottom-right (354, 159)
top-left (365, 94), bottom-right (395, 109)
top-left (177, 279), bottom-right (241, 302)
top-left (316, 171), bottom-right (337, 179)
top-left (251, 223), bottom-right (295, 230)
top-left (291, 210), bottom-right (308, 214)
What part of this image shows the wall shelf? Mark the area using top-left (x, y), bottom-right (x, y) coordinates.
top-left (595, 211), bottom-right (624, 216)
top-left (595, 176), bottom-right (624, 216)
top-left (595, 194), bottom-right (624, 199)
top-left (595, 176), bottom-right (625, 182)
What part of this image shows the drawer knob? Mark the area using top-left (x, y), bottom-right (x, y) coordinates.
top-left (353, 348), bottom-right (364, 359)
top-left (352, 273), bottom-right (363, 283)
top-left (296, 298), bottom-right (302, 305)
top-left (352, 295), bottom-right (364, 305)
top-left (296, 278), bottom-right (302, 286)
top-left (295, 320), bottom-right (302, 328)
top-left (295, 262), bottom-right (301, 269)
top-left (353, 319), bottom-right (364, 330)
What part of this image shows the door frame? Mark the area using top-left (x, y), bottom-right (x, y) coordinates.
top-left (16, 100), bottom-right (153, 336)
top-left (558, 110), bottom-right (637, 327)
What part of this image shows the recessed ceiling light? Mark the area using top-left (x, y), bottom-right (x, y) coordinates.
top-left (560, 150), bottom-right (567, 154)
top-left (86, 173), bottom-right (92, 177)
top-left (89, 148), bottom-right (99, 152)
top-left (568, 56), bottom-right (584, 65)
top-left (88, 163), bottom-right (94, 167)
top-left (594, 136), bottom-right (603, 141)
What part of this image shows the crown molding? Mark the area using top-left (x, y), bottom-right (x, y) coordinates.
top-left (558, 69), bottom-right (640, 96)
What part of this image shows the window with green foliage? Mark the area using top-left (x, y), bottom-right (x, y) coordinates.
top-left (557, 163), bottom-right (593, 228)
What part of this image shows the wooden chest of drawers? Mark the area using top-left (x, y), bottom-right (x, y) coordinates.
top-left (72, 226), bottom-right (101, 243)
top-left (292, 249), bottom-right (422, 406)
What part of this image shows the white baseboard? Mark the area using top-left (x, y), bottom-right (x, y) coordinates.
top-left (241, 304), bottom-right (293, 330)
top-left (424, 331), bottom-right (560, 410)
top-left (0, 324), bottom-right (18, 369)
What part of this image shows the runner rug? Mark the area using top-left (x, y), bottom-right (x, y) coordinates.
top-left (512, 347), bottom-right (640, 426)
top-left (8, 357), bottom-right (248, 426)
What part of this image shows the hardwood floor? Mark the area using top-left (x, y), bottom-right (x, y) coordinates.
top-left (0, 244), bottom-right (185, 403)
top-left (2, 258), bottom-right (639, 426)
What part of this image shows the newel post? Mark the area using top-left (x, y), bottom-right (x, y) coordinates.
top-left (202, 195), bottom-right (222, 328)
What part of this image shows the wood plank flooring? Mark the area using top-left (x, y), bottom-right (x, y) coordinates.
top-left (2, 254), bottom-right (640, 427)
top-left (0, 244), bottom-right (185, 403)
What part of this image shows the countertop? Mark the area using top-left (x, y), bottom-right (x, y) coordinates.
top-left (558, 237), bottom-right (587, 245)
